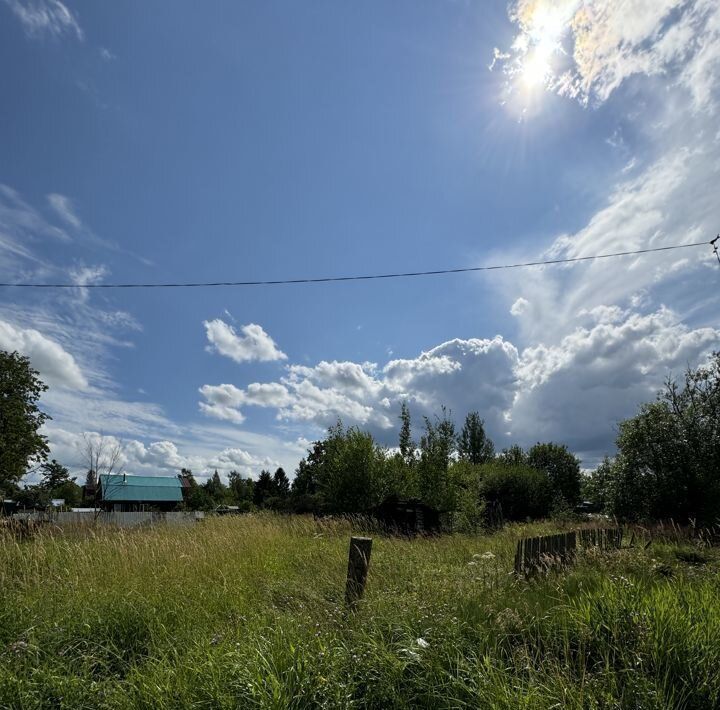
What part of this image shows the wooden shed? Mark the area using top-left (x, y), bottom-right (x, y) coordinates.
top-left (372, 496), bottom-right (441, 535)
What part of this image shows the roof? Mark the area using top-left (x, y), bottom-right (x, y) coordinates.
top-left (99, 474), bottom-right (183, 502)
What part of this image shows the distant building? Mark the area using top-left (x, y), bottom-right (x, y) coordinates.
top-left (372, 496), bottom-right (441, 535)
top-left (98, 473), bottom-right (183, 512)
top-left (1, 500), bottom-right (17, 516)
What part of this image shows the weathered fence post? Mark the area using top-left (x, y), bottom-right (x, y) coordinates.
top-left (345, 536), bottom-right (372, 609)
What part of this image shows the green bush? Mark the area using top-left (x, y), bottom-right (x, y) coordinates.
top-left (479, 463), bottom-right (552, 520)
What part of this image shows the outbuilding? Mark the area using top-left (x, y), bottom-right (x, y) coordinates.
top-left (98, 473), bottom-right (183, 512)
top-left (372, 495), bottom-right (441, 535)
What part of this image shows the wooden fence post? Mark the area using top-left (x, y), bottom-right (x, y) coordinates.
top-left (345, 536), bottom-right (372, 609)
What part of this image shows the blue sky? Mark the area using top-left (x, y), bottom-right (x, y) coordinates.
top-left (2, 0), bottom-right (719, 480)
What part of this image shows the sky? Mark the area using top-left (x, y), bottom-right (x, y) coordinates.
top-left (1, 0), bottom-right (719, 482)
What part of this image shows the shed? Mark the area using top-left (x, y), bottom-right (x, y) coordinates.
top-left (372, 496), bottom-right (441, 535)
top-left (98, 473), bottom-right (183, 512)
top-left (1, 500), bottom-right (17, 516)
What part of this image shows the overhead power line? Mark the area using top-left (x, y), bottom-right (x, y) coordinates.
top-left (0, 239), bottom-right (714, 290)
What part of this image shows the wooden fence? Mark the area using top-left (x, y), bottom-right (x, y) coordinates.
top-left (514, 526), bottom-right (625, 577)
top-left (514, 531), bottom-right (576, 577)
top-left (578, 527), bottom-right (622, 550)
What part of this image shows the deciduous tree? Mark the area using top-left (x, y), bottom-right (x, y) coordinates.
top-left (0, 351), bottom-right (50, 493)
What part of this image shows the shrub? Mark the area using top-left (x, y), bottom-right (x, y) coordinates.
top-left (479, 463), bottom-right (552, 521)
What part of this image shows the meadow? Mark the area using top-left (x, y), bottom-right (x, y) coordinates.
top-left (1, 515), bottom-right (719, 709)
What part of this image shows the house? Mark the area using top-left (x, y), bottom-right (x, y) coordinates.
top-left (372, 496), bottom-right (441, 535)
top-left (97, 473), bottom-right (183, 512)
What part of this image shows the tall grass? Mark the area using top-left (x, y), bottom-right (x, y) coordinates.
top-left (0, 514), bottom-right (718, 709)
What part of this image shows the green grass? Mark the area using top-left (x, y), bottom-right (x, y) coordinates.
top-left (1, 515), bottom-right (719, 709)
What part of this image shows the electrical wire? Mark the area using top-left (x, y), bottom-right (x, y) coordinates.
top-left (0, 239), bottom-right (713, 290)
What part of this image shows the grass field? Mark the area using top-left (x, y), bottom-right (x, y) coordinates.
top-left (1, 515), bottom-right (719, 709)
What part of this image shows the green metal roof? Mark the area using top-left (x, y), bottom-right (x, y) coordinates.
top-left (99, 474), bottom-right (183, 502)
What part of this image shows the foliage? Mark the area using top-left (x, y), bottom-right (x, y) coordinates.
top-left (497, 444), bottom-right (526, 466)
top-left (2, 516), bottom-right (719, 708)
top-left (39, 460), bottom-right (72, 491)
top-left (447, 460), bottom-right (485, 531)
top-left (417, 407), bottom-right (456, 511)
top-left (253, 470), bottom-right (275, 507)
top-left (479, 462), bottom-right (552, 520)
top-left (582, 456), bottom-right (614, 512)
top-left (590, 353), bottom-right (720, 523)
top-left (314, 422), bottom-right (386, 514)
top-left (526, 442), bottom-right (582, 507)
top-left (0, 350), bottom-right (50, 494)
top-left (398, 400), bottom-right (415, 466)
top-left (457, 411), bottom-right (494, 465)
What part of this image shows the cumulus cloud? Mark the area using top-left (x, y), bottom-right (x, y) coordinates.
top-left (513, 308), bottom-right (720, 460)
top-left (199, 336), bottom-right (520, 445)
top-left (204, 319), bottom-right (287, 363)
top-left (197, 310), bottom-right (718, 465)
top-left (0, 319), bottom-right (87, 389)
top-left (3, 0), bottom-right (83, 41)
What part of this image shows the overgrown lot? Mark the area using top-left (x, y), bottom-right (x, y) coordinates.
top-left (1, 515), bottom-right (719, 709)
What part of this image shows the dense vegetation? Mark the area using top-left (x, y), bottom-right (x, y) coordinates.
top-left (1, 515), bottom-right (719, 709)
top-left (584, 352), bottom-right (720, 524)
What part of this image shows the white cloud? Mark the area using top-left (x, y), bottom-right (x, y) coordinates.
top-left (513, 308), bottom-right (720, 460)
top-left (0, 184), bottom-right (70, 271)
top-left (204, 319), bottom-right (287, 364)
top-left (197, 312), bottom-right (718, 466)
top-left (199, 337), bottom-right (520, 444)
top-left (497, 0), bottom-right (720, 111)
top-left (68, 263), bottom-right (109, 302)
top-left (0, 319), bottom-right (87, 389)
top-left (3, 0), bottom-right (83, 41)
top-left (47, 193), bottom-right (82, 229)
top-left (42, 428), bottom-right (278, 482)
top-left (198, 384), bottom-right (247, 424)
top-left (510, 297), bottom-right (529, 316)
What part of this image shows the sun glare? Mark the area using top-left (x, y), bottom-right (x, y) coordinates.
top-left (517, 3), bottom-right (570, 92)
top-left (521, 46), bottom-right (553, 88)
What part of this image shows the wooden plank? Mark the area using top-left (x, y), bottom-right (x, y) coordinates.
top-left (345, 536), bottom-right (372, 609)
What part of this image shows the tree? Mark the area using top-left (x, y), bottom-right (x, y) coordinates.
top-left (84, 468), bottom-right (97, 488)
top-left (0, 351), bottom-right (50, 493)
top-left (49, 480), bottom-right (82, 507)
top-left (398, 401), bottom-right (415, 466)
top-left (273, 468), bottom-right (290, 498)
top-left (203, 470), bottom-right (229, 505)
top-left (582, 456), bottom-right (614, 512)
top-left (39, 459), bottom-right (73, 490)
top-left (606, 353), bottom-right (720, 523)
top-left (480, 462), bottom-right (552, 521)
top-left (458, 412), bottom-right (495, 465)
top-left (417, 407), bottom-right (456, 510)
top-left (228, 470), bottom-right (254, 509)
top-left (314, 422), bottom-right (385, 514)
top-left (291, 446), bottom-right (323, 513)
top-left (81, 433), bottom-right (124, 479)
top-left (497, 445), bottom-right (526, 466)
top-left (526, 442), bottom-right (581, 508)
top-left (253, 470), bottom-right (275, 507)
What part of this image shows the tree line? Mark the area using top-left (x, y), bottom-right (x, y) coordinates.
top-left (2, 348), bottom-right (719, 525)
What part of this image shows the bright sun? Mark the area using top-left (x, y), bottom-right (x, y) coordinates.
top-left (518, 4), bottom-right (568, 91)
